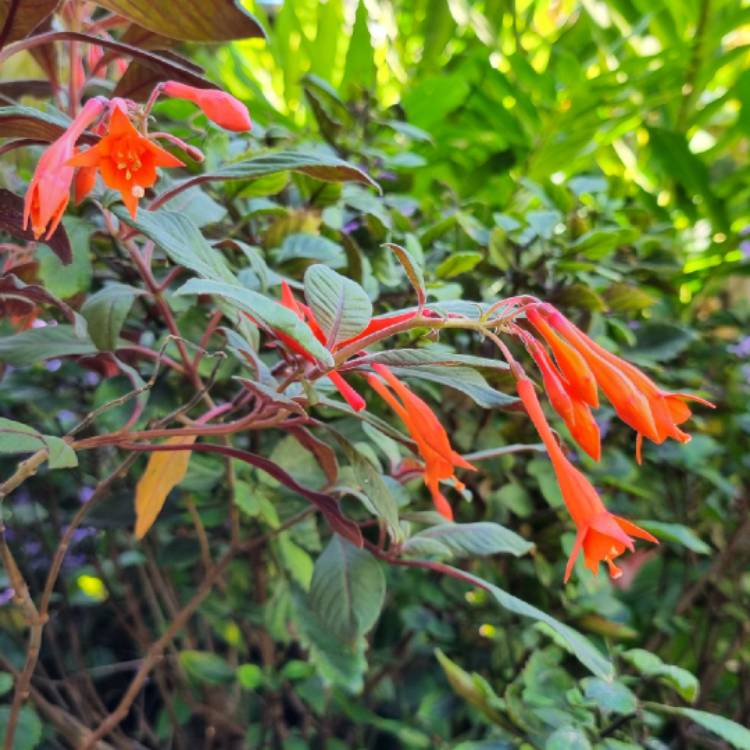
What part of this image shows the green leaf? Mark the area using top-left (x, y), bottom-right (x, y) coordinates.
top-left (438, 567), bottom-right (613, 679)
top-left (37, 216), bottom-right (93, 297)
top-left (304, 265), bottom-right (372, 345)
top-left (384, 242), bottom-right (426, 308)
top-left (179, 651), bottom-right (235, 685)
top-left (622, 649), bottom-right (699, 702)
top-left (81, 284), bottom-right (142, 351)
top-left (114, 207), bottom-right (235, 284)
top-left (581, 677), bottom-right (638, 715)
top-left (545, 726), bottom-right (591, 750)
top-left (0, 672), bottom-right (12, 697)
top-left (403, 522), bottom-right (533, 559)
top-left (636, 521), bottom-right (711, 555)
top-left (385, 365), bottom-right (517, 409)
top-left (0, 419), bottom-right (77, 469)
top-left (436, 251), bottom-right (483, 279)
top-left (175, 278), bottom-right (333, 367)
top-left (341, 443), bottom-right (401, 542)
top-left (293, 590), bottom-right (368, 693)
top-left (648, 705), bottom-right (750, 750)
top-left (361, 347), bottom-right (510, 372)
top-left (0, 325), bottom-right (96, 367)
top-left (94, 0), bottom-right (264, 41)
top-left (435, 649), bottom-right (506, 724)
top-left (278, 531), bottom-right (314, 590)
top-left (570, 228), bottom-right (638, 259)
top-left (309, 535), bottom-right (386, 644)
top-left (274, 233), bottom-right (346, 268)
top-left (625, 323), bottom-right (696, 362)
top-left (161, 150), bottom-right (380, 200)
top-left (341, 0), bottom-right (376, 92)
top-left (237, 663), bottom-right (264, 690)
top-left (0, 706), bottom-right (43, 750)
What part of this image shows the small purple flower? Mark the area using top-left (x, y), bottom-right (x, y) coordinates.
top-left (46, 359), bottom-right (62, 372)
top-left (78, 486), bottom-right (95, 504)
top-left (0, 588), bottom-right (15, 606)
top-left (62, 553), bottom-right (87, 571)
top-left (627, 321), bottom-right (641, 330)
top-left (741, 241), bottom-right (750, 260)
top-left (343, 218), bottom-right (361, 233)
top-left (56, 409), bottom-right (76, 424)
top-left (70, 526), bottom-right (97, 543)
top-left (729, 336), bottom-right (750, 359)
top-left (83, 372), bottom-right (100, 387)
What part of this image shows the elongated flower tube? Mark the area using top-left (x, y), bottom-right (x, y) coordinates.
top-left (527, 306), bottom-right (598, 408)
top-left (541, 305), bottom-right (714, 462)
top-left (525, 335), bottom-right (601, 461)
top-left (23, 97), bottom-right (107, 239)
top-left (68, 103), bottom-right (185, 219)
top-left (161, 81), bottom-right (252, 132)
top-left (516, 375), bottom-right (657, 581)
top-left (367, 363), bottom-right (476, 519)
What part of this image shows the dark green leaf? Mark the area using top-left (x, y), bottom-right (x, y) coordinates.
top-left (403, 522), bottom-right (533, 559)
top-left (309, 535), bottom-right (385, 644)
top-left (81, 284), bottom-right (142, 351)
top-left (0, 324), bottom-right (96, 367)
top-left (175, 278), bottom-right (333, 367)
top-left (304, 265), bottom-right (372, 344)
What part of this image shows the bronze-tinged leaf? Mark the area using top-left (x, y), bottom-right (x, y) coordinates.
top-left (1, 31), bottom-right (215, 95)
top-left (134, 435), bottom-right (197, 539)
top-left (0, 272), bottom-right (80, 325)
top-left (120, 21), bottom-right (174, 50)
top-left (94, 0), bottom-right (265, 42)
top-left (0, 104), bottom-right (83, 142)
top-left (27, 16), bottom-right (57, 88)
top-left (114, 50), bottom-right (210, 101)
top-left (0, 0), bottom-right (59, 49)
top-left (0, 79), bottom-right (52, 99)
top-left (0, 188), bottom-right (72, 264)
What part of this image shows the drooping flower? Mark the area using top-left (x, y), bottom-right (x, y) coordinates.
top-left (161, 81), bottom-right (252, 132)
top-left (67, 104), bottom-right (184, 219)
top-left (516, 375), bottom-right (657, 581)
top-left (539, 305), bottom-right (714, 462)
top-left (525, 335), bottom-right (601, 460)
top-left (23, 97), bottom-right (107, 239)
top-left (367, 363), bottom-right (476, 519)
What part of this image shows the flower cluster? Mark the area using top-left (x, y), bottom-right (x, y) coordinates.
top-left (512, 303), bottom-right (713, 580)
top-left (24, 83), bottom-right (252, 239)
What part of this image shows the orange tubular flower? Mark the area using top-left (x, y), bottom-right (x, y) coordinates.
top-left (516, 376), bottom-right (657, 581)
top-left (526, 336), bottom-right (601, 461)
top-left (527, 306), bottom-right (598, 408)
top-left (542, 306), bottom-right (714, 462)
top-left (67, 104), bottom-right (184, 219)
top-left (24, 97), bottom-right (107, 240)
top-left (162, 81), bottom-right (252, 132)
top-left (367, 363), bottom-right (476, 519)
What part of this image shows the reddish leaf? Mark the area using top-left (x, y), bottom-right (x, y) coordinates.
top-left (94, 0), bottom-right (265, 42)
top-left (0, 0), bottom-right (59, 49)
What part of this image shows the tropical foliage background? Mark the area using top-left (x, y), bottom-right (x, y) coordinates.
top-left (1, 0), bottom-right (749, 748)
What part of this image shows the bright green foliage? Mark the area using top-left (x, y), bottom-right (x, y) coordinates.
top-left (0, 0), bottom-right (748, 748)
